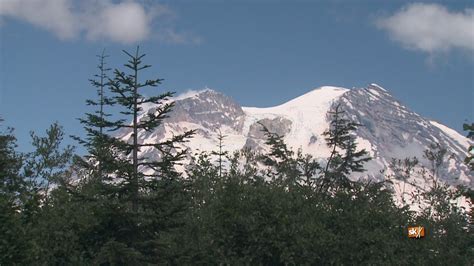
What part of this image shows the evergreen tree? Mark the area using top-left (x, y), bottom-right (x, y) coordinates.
top-left (388, 157), bottom-right (419, 205)
top-left (21, 123), bottom-right (79, 264)
top-left (23, 123), bottom-right (74, 202)
top-left (181, 140), bottom-right (419, 265)
top-left (387, 143), bottom-right (473, 264)
top-left (0, 120), bottom-right (28, 264)
top-left (0, 119), bottom-right (24, 208)
top-left (259, 123), bottom-right (302, 188)
top-left (72, 49), bottom-right (115, 181)
top-left (79, 47), bottom-right (195, 262)
top-left (106, 46), bottom-right (193, 205)
top-left (462, 123), bottom-right (474, 236)
top-left (423, 143), bottom-right (451, 185)
top-left (211, 128), bottom-right (228, 178)
top-left (321, 103), bottom-right (370, 192)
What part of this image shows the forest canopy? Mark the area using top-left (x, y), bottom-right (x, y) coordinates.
top-left (0, 49), bottom-right (472, 265)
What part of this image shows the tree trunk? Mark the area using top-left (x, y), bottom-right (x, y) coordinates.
top-left (132, 51), bottom-right (139, 212)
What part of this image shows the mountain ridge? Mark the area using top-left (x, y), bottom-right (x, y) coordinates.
top-left (123, 83), bottom-right (472, 187)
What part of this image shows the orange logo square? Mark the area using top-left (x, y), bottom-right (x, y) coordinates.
top-left (408, 226), bottom-right (425, 238)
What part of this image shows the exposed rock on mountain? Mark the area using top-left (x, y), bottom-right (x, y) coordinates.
top-left (121, 84), bottom-right (472, 187)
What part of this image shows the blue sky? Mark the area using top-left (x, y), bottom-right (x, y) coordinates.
top-left (0, 0), bottom-right (473, 152)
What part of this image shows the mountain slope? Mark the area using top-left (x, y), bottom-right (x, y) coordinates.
top-left (121, 84), bottom-right (472, 187)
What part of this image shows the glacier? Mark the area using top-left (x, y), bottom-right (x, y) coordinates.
top-left (119, 83), bottom-right (473, 189)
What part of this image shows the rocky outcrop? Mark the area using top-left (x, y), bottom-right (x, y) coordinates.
top-left (166, 90), bottom-right (245, 132)
top-left (121, 84), bottom-right (472, 187)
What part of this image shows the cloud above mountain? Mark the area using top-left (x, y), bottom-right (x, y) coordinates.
top-left (376, 3), bottom-right (474, 54)
top-left (0, 0), bottom-right (200, 44)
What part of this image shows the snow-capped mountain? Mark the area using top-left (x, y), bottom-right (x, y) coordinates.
top-left (120, 84), bottom-right (472, 187)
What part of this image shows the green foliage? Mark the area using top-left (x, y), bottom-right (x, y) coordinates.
top-left (103, 46), bottom-right (194, 202)
top-left (179, 150), bottom-right (427, 265)
top-left (72, 49), bottom-right (116, 182)
top-left (173, 108), bottom-right (471, 264)
top-left (0, 126), bottom-right (28, 264)
top-left (258, 123), bottom-right (320, 189)
top-left (23, 123), bottom-right (74, 192)
top-left (70, 47), bottom-right (195, 263)
top-left (0, 122), bottom-right (78, 265)
top-left (211, 128), bottom-right (228, 178)
top-left (1, 51), bottom-right (471, 265)
top-left (322, 103), bottom-right (371, 192)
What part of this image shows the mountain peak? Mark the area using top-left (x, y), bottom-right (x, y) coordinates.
top-left (174, 88), bottom-right (219, 101)
top-left (123, 83), bottom-right (472, 189)
top-left (369, 83), bottom-right (388, 92)
top-left (275, 85), bottom-right (348, 109)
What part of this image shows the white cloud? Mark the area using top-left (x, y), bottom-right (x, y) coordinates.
top-left (85, 2), bottom-right (151, 43)
top-left (0, 0), bottom-right (199, 44)
top-left (0, 0), bottom-right (78, 40)
top-left (376, 3), bottom-right (474, 54)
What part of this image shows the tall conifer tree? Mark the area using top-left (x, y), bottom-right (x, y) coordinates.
top-left (106, 46), bottom-right (194, 209)
top-left (211, 129), bottom-right (228, 178)
top-left (321, 103), bottom-right (370, 191)
top-left (88, 47), bottom-right (195, 262)
top-left (0, 120), bottom-right (27, 264)
top-left (72, 50), bottom-right (115, 180)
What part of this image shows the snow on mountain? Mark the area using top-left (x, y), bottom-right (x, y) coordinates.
top-left (121, 83), bottom-right (473, 188)
top-left (429, 120), bottom-right (470, 149)
top-left (242, 86), bottom-right (348, 157)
